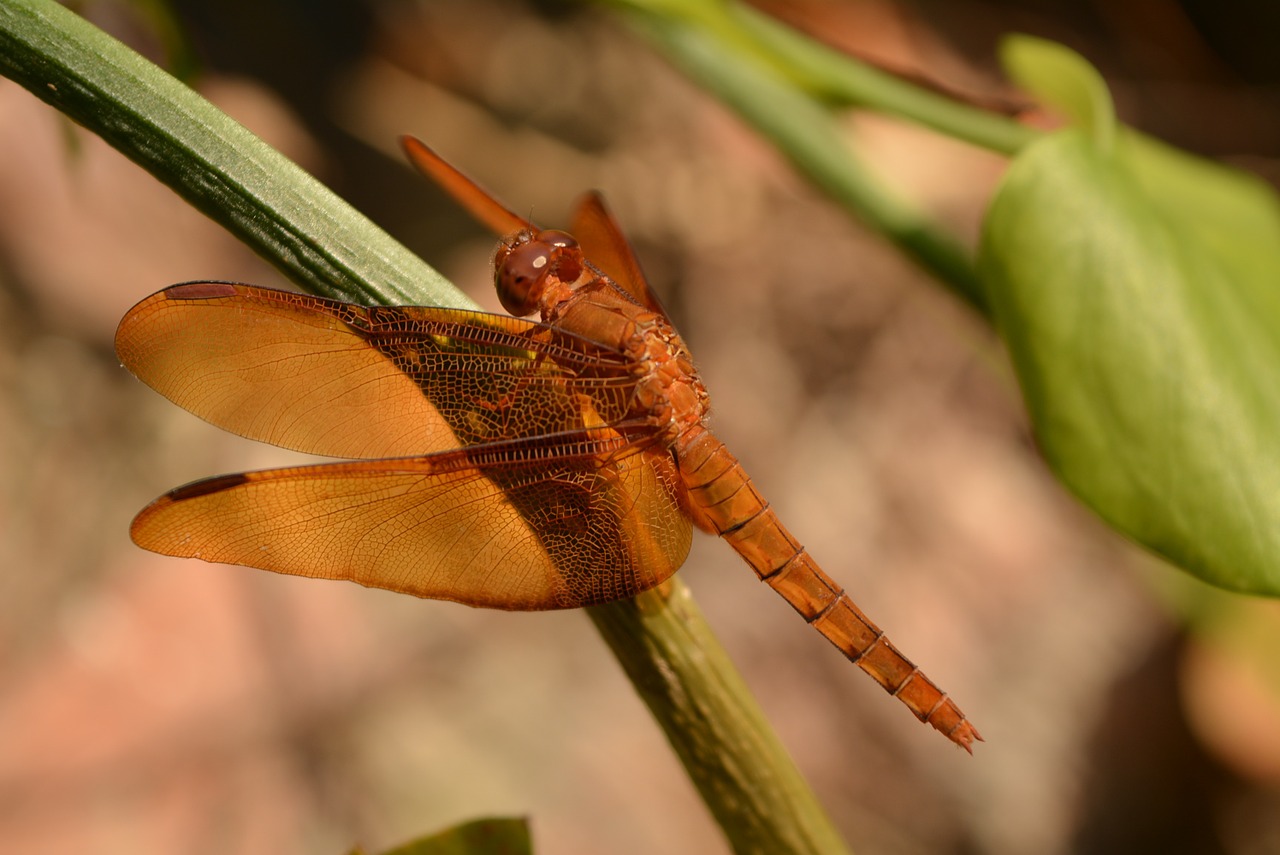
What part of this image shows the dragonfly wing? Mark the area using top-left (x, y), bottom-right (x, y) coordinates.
top-left (571, 191), bottom-right (670, 316)
top-left (400, 136), bottom-right (532, 237)
top-left (131, 436), bottom-right (692, 610)
top-left (115, 282), bottom-right (638, 459)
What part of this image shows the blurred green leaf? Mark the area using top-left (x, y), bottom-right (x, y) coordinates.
top-left (366, 817), bottom-right (532, 855)
top-left (980, 123), bottom-right (1280, 594)
top-left (1000, 34), bottom-right (1115, 151)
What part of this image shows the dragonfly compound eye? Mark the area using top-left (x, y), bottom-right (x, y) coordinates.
top-left (535, 229), bottom-right (577, 249)
top-left (496, 240), bottom-right (553, 316)
top-left (535, 229), bottom-right (583, 283)
top-left (496, 230), bottom-right (585, 316)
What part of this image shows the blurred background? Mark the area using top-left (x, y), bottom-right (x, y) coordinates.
top-left (2, 1), bottom-right (1280, 853)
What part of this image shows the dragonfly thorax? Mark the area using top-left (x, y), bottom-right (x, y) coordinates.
top-left (623, 312), bottom-right (710, 445)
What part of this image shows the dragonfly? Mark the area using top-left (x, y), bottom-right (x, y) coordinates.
top-left (115, 136), bottom-right (981, 751)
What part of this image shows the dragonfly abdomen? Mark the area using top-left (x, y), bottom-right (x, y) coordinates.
top-left (674, 426), bottom-right (981, 751)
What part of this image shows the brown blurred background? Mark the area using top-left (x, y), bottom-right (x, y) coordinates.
top-left (2, 1), bottom-right (1280, 853)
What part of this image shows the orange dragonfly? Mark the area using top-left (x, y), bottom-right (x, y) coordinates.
top-left (115, 136), bottom-right (980, 751)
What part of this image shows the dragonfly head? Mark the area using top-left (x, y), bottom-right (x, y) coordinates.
top-left (494, 229), bottom-right (583, 317)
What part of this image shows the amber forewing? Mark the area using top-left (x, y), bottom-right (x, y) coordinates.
top-left (115, 283), bottom-right (640, 457)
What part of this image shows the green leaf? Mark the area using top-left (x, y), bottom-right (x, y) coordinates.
top-left (999, 34), bottom-right (1115, 151)
top-left (979, 126), bottom-right (1280, 594)
top-left (368, 817), bottom-right (532, 855)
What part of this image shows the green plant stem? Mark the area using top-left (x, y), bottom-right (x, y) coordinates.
top-left (0, 2), bottom-right (853, 853)
top-left (601, 0), bottom-right (1005, 314)
top-left (589, 587), bottom-right (854, 855)
top-left (727, 3), bottom-right (1038, 155)
top-left (599, 0), bottom-right (1036, 157)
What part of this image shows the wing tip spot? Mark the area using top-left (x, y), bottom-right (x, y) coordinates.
top-left (168, 473), bottom-right (251, 501)
top-left (167, 282), bottom-right (241, 301)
